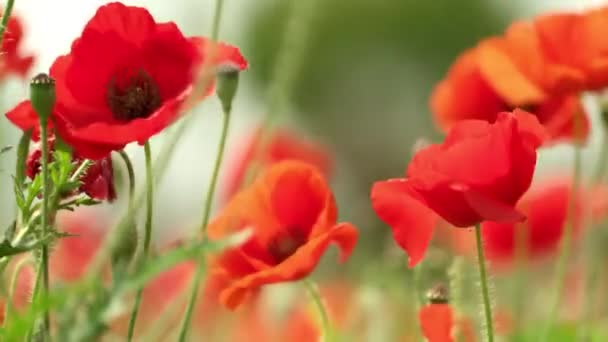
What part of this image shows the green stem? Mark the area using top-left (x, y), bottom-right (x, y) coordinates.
top-left (15, 130), bottom-right (32, 188)
top-left (578, 119), bottom-right (608, 340)
top-left (474, 223), bottom-right (494, 342)
top-left (0, 0), bottom-right (16, 44)
top-left (177, 107), bottom-right (232, 341)
top-left (118, 150), bottom-right (135, 208)
top-left (593, 129), bottom-right (608, 183)
top-left (540, 145), bottom-right (582, 342)
top-left (34, 116), bottom-right (51, 339)
top-left (304, 279), bottom-right (332, 342)
top-left (126, 142), bottom-right (154, 341)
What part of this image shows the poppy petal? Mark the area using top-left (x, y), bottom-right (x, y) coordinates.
top-left (419, 304), bottom-right (454, 342)
top-left (219, 223), bottom-right (357, 310)
top-left (371, 179), bottom-right (437, 267)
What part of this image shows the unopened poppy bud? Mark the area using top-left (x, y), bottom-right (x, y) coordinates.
top-left (216, 70), bottom-right (240, 113)
top-left (111, 219), bottom-right (138, 272)
top-left (426, 283), bottom-right (449, 304)
top-left (30, 73), bottom-right (56, 121)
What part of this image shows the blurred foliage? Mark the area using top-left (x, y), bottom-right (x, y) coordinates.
top-left (245, 0), bottom-right (512, 181)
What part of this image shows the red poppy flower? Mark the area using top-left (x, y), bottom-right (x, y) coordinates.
top-left (221, 128), bottom-right (333, 203)
top-left (419, 304), bottom-right (455, 342)
top-left (481, 8), bottom-right (608, 92)
top-left (430, 45), bottom-right (588, 143)
top-left (371, 110), bottom-right (546, 267)
top-left (208, 161), bottom-right (358, 309)
top-left (5, 100), bottom-right (53, 141)
top-left (0, 11), bottom-right (34, 80)
top-left (24, 2), bottom-right (247, 159)
top-left (25, 138), bottom-right (116, 201)
top-left (482, 178), bottom-right (608, 264)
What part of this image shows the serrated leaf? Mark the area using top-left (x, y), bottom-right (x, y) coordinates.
top-left (12, 177), bottom-right (25, 211)
top-left (4, 220), bottom-right (16, 242)
top-left (0, 234), bottom-right (53, 258)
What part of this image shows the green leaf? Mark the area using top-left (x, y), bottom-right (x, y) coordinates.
top-left (12, 176), bottom-right (25, 211)
top-left (0, 235), bottom-right (53, 258)
top-left (4, 220), bottom-right (16, 242)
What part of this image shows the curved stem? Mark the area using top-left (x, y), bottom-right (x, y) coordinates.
top-left (4, 256), bottom-right (32, 324)
top-left (126, 142), bottom-right (154, 341)
top-left (118, 150), bottom-right (135, 208)
top-left (474, 223), bottom-right (494, 342)
top-left (178, 107), bottom-right (232, 341)
top-left (304, 279), bottom-right (332, 342)
top-left (540, 145), bottom-right (582, 342)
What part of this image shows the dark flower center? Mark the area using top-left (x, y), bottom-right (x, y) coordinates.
top-left (106, 71), bottom-right (161, 122)
top-left (268, 228), bottom-right (307, 263)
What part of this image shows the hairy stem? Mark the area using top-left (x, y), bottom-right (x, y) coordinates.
top-left (474, 223), bottom-right (494, 342)
top-left (540, 145), bottom-right (582, 342)
top-left (304, 279), bottom-right (332, 342)
top-left (126, 142), bottom-right (154, 341)
top-left (178, 106), bottom-right (232, 341)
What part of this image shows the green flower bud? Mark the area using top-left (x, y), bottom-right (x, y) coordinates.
top-left (111, 218), bottom-right (138, 277)
top-left (216, 70), bottom-right (240, 113)
top-left (30, 73), bottom-right (56, 121)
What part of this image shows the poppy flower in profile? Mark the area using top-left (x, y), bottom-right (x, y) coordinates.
top-left (0, 11), bottom-right (34, 80)
top-left (25, 138), bottom-right (116, 201)
top-left (221, 128), bottom-right (333, 203)
top-left (371, 110), bottom-right (546, 267)
top-left (482, 178), bottom-right (608, 265)
top-left (430, 44), bottom-right (588, 143)
top-left (208, 161), bottom-right (358, 309)
top-left (19, 2), bottom-right (246, 159)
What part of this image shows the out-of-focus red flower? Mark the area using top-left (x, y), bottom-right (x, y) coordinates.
top-left (0, 11), bottom-right (34, 80)
top-left (221, 128), bottom-right (333, 203)
top-left (8, 2), bottom-right (246, 160)
top-left (482, 178), bottom-right (608, 264)
top-left (51, 210), bottom-right (107, 282)
top-left (112, 260), bottom-right (196, 338)
top-left (371, 110), bottom-right (546, 267)
top-left (481, 8), bottom-right (608, 93)
top-left (430, 45), bottom-right (588, 143)
top-left (419, 304), bottom-right (454, 342)
top-left (208, 161), bottom-right (358, 309)
top-left (232, 306), bottom-right (319, 342)
top-left (25, 138), bottom-right (116, 201)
